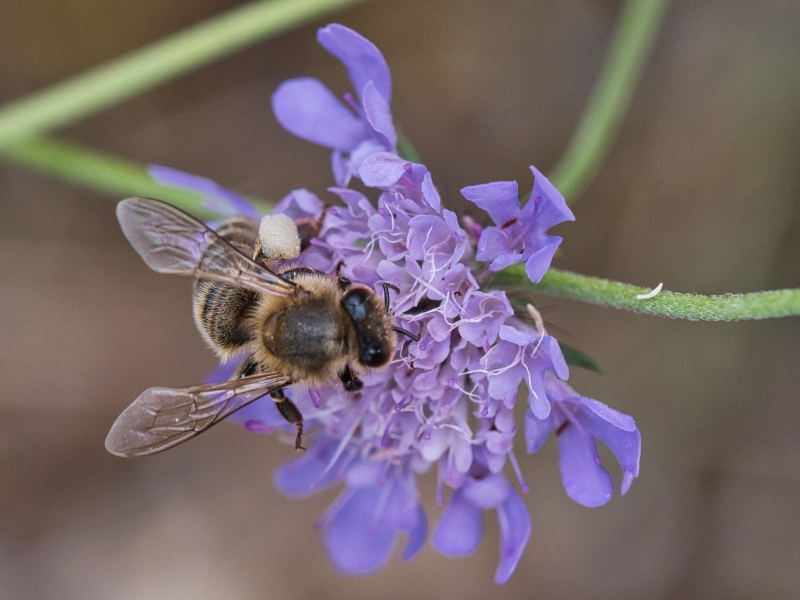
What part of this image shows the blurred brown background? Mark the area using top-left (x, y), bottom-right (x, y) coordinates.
top-left (1, 0), bottom-right (799, 598)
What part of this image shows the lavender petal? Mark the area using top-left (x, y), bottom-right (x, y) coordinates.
top-left (523, 236), bottom-right (563, 282)
top-left (556, 419), bottom-right (614, 507)
top-left (323, 487), bottom-right (396, 575)
top-left (526, 166), bottom-right (575, 231)
top-left (317, 24), bottom-right (392, 105)
top-left (460, 180), bottom-right (520, 226)
top-left (494, 488), bottom-right (531, 584)
top-left (432, 489), bottom-right (484, 556)
top-left (272, 77), bottom-right (367, 151)
top-left (362, 79), bottom-right (397, 149)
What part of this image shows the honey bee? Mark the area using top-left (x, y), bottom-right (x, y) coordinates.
top-left (105, 197), bottom-right (418, 458)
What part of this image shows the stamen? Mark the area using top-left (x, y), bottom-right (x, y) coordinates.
top-left (508, 451), bottom-right (530, 494)
top-left (309, 388), bottom-right (322, 409)
top-left (395, 389), bottom-right (413, 412)
top-left (381, 417), bottom-right (394, 447)
top-left (343, 92), bottom-right (360, 114)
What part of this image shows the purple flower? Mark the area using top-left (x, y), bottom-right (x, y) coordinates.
top-left (526, 377), bottom-right (641, 507)
top-left (272, 24), bottom-right (396, 186)
top-left (149, 165), bottom-right (260, 225)
top-left (315, 462), bottom-right (426, 574)
top-left (147, 22), bottom-right (642, 585)
top-left (461, 166), bottom-right (575, 283)
top-left (433, 450), bottom-right (531, 584)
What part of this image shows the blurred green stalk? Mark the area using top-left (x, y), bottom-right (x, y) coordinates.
top-left (549, 0), bottom-right (669, 203)
top-left (0, 0), bottom-right (367, 149)
top-left (0, 137), bottom-right (220, 219)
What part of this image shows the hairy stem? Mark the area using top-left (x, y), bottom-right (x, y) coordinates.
top-left (494, 266), bottom-right (800, 321)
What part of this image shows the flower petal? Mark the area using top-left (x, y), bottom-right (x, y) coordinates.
top-left (523, 235), bottom-right (562, 282)
top-left (148, 165), bottom-right (259, 219)
top-left (475, 227), bottom-right (513, 264)
top-left (494, 488), bottom-right (531, 584)
top-left (461, 180), bottom-right (520, 226)
top-left (273, 438), bottom-right (345, 497)
top-left (272, 188), bottom-right (324, 220)
top-left (580, 397), bottom-right (637, 431)
top-left (362, 79), bottom-right (397, 148)
top-left (577, 399), bottom-right (641, 494)
top-left (526, 166), bottom-right (575, 231)
top-left (421, 171), bottom-right (441, 212)
top-left (498, 324), bottom-right (541, 346)
top-left (272, 77), bottom-right (367, 150)
top-left (432, 489), bottom-right (484, 556)
top-left (525, 409), bottom-right (555, 454)
top-left (542, 336), bottom-right (570, 380)
top-left (317, 24), bottom-right (392, 104)
top-left (556, 419), bottom-right (614, 507)
top-left (323, 487), bottom-right (396, 575)
top-left (401, 506), bottom-right (428, 561)
top-left (462, 473), bottom-right (511, 509)
top-left (359, 152), bottom-right (408, 187)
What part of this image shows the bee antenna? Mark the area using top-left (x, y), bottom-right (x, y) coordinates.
top-left (382, 282), bottom-right (401, 309)
top-left (393, 326), bottom-right (420, 342)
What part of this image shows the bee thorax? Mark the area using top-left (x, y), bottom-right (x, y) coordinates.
top-left (259, 298), bottom-right (349, 381)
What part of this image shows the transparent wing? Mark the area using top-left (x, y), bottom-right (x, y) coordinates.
top-left (117, 197), bottom-right (298, 296)
top-left (105, 372), bottom-right (291, 458)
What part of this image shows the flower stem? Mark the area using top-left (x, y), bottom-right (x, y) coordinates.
top-left (0, 0), bottom-right (367, 149)
top-left (1, 137), bottom-right (220, 219)
top-left (494, 266), bottom-right (800, 321)
top-left (549, 0), bottom-right (669, 203)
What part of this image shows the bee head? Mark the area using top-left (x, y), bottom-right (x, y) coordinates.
top-left (341, 285), bottom-right (396, 368)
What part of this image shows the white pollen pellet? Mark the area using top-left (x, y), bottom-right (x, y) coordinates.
top-left (636, 282), bottom-right (663, 300)
top-left (258, 213), bottom-right (301, 260)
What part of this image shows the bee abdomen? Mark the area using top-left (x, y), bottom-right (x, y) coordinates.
top-left (193, 216), bottom-right (261, 355)
top-left (194, 279), bottom-right (259, 354)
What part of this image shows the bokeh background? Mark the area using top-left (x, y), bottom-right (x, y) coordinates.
top-left (1, 0), bottom-right (799, 598)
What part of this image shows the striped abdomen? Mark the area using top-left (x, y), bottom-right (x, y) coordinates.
top-left (193, 217), bottom-right (260, 356)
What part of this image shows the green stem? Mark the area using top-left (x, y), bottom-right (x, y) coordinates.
top-left (1, 137), bottom-right (220, 219)
top-left (549, 0), bottom-right (669, 203)
top-left (0, 0), bottom-right (367, 149)
top-left (493, 266), bottom-right (800, 321)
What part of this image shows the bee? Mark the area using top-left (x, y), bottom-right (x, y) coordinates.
top-left (105, 197), bottom-right (418, 458)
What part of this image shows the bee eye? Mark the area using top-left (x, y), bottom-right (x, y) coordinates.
top-left (342, 287), bottom-right (368, 319)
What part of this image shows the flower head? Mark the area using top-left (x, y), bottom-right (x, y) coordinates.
top-left (150, 22), bottom-right (641, 585)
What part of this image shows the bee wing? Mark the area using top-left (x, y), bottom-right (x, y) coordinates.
top-left (117, 197), bottom-right (297, 296)
top-left (105, 372), bottom-right (291, 458)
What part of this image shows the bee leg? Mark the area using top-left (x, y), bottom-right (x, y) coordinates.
top-left (252, 240), bottom-right (263, 262)
top-left (235, 355), bottom-right (260, 378)
top-left (271, 389), bottom-right (305, 450)
top-left (338, 364), bottom-right (363, 392)
top-left (296, 204), bottom-right (330, 252)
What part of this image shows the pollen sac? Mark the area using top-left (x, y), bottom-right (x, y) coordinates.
top-left (259, 213), bottom-right (301, 260)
